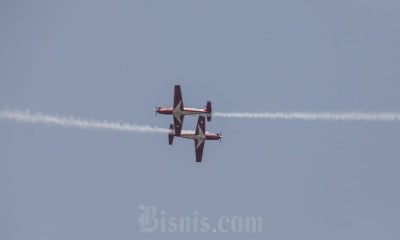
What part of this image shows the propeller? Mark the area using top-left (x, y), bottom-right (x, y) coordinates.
top-left (155, 106), bottom-right (158, 116)
top-left (219, 132), bottom-right (223, 143)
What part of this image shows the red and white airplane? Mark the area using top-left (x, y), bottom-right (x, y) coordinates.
top-left (168, 116), bottom-right (222, 162)
top-left (156, 85), bottom-right (212, 136)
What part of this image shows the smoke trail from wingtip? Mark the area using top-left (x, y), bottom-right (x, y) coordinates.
top-left (213, 112), bottom-right (400, 122)
top-left (0, 109), bottom-right (170, 134)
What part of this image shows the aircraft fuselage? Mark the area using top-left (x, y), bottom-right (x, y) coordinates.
top-left (178, 132), bottom-right (221, 141)
top-left (156, 107), bottom-right (208, 116)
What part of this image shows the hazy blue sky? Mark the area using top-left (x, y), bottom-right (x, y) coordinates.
top-left (1, 1), bottom-right (400, 239)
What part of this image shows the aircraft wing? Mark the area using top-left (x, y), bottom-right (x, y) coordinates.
top-left (173, 115), bottom-right (183, 136)
top-left (195, 116), bottom-right (206, 135)
top-left (194, 116), bottom-right (206, 162)
top-left (173, 85), bottom-right (184, 110)
top-left (194, 139), bottom-right (205, 162)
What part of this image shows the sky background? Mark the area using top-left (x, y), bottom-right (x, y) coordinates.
top-left (1, 0), bottom-right (400, 239)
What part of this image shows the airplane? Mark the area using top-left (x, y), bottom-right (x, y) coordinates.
top-left (156, 85), bottom-right (212, 136)
top-left (168, 116), bottom-right (222, 162)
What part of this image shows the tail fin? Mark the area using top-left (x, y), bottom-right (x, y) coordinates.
top-left (168, 124), bottom-right (174, 145)
top-left (205, 101), bottom-right (212, 121)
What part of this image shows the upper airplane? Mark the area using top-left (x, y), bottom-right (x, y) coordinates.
top-left (168, 116), bottom-right (222, 162)
top-left (156, 85), bottom-right (212, 136)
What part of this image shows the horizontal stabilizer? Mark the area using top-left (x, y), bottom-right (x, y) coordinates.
top-left (206, 101), bottom-right (212, 121)
top-left (168, 124), bottom-right (174, 145)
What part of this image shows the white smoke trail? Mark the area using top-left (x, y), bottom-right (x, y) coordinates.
top-left (213, 112), bottom-right (400, 122)
top-left (0, 109), bottom-right (170, 134)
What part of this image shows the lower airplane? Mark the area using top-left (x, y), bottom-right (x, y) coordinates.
top-left (156, 85), bottom-right (212, 136)
top-left (168, 116), bottom-right (222, 162)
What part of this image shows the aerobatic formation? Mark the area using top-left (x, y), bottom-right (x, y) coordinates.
top-left (2, 85), bottom-right (398, 162)
top-left (156, 85), bottom-right (222, 162)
